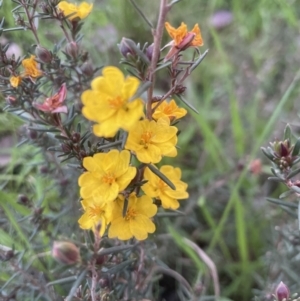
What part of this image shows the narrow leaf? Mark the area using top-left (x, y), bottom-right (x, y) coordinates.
top-left (291, 186), bottom-right (300, 194)
top-left (292, 138), bottom-right (300, 156)
top-left (174, 94), bottom-right (199, 114)
top-left (122, 198), bottom-right (129, 218)
top-left (279, 190), bottom-right (294, 199)
top-left (98, 244), bottom-right (135, 256)
top-left (65, 269), bottom-right (87, 301)
top-left (261, 147), bottom-right (274, 161)
top-left (287, 167), bottom-right (300, 179)
top-left (283, 124), bottom-right (292, 141)
top-left (266, 197), bottom-right (297, 208)
top-left (147, 164), bottom-right (175, 190)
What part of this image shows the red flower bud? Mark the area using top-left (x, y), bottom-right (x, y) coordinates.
top-left (275, 281), bottom-right (290, 301)
top-left (52, 241), bottom-right (81, 265)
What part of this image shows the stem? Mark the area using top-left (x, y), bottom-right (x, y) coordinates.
top-left (146, 0), bottom-right (170, 120)
top-left (90, 230), bottom-right (101, 301)
top-left (21, 0), bottom-right (40, 44)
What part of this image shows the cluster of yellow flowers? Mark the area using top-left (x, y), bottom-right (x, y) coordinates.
top-left (79, 66), bottom-right (190, 240)
top-left (76, 3), bottom-right (204, 241)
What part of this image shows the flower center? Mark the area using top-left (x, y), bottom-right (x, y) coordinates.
top-left (125, 207), bottom-right (137, 221)
top-left (102, 173), bottom-right (116, 185)
top-left (109, 95), bottom-right (124, 109)
top-left (140, 131), bottom-right (153, 148)
top-left (158, 179), bottom-right (167, 191)
top-left (87, 205), bottom-right (104, 219)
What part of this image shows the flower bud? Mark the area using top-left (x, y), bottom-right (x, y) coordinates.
top-left (52, 241), bottom-right (81, 265)
top-left (28, 128), bottom-right (38, 140)
top-left (39, 3), bottom-right (52, 15)
top-left (6, 95), bottom-right (17, 106)
top-left (145, 43), bottom-right (154, 61)
top-left (80, 62), bottom-right (94, 77)
top-left (65, 42), bottom-right (79, 59)
top-left (72, 132), bottom-right (81, 143)
top-left (275, 281), bottom-right (290, 301)
top-left (35, 45), bottom-right (52, 63)
top-left (17, 194), bottom-right (30, 206)
top-left (119, 38), bottom-right (136, 58)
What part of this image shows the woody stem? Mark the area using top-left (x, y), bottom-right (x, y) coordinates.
top-left (146, 0), bottom-right (170, 120)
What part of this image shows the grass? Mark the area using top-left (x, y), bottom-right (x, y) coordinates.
top-left (1, 0), bottom-right (300, 300)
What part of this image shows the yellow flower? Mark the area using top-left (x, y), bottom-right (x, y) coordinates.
top-left (152, 99), bottom-right (187, 121)
top-left (57, 1), bottom-right (93, 20)
top-left (78, 198), bottom-right (111, 236)
top-left (125, 117), bottom-right (178, 164)
top-left (81, 66), bottom-right (144, 138)
top-left (165, 22), bottom-right (203, 48)
top-left (108, 193), bottom-right (157, 240)
top-left (10, 75), bottom-right (22, 88)
top-left (142, 165), bottom-right (189, 210)
top-left (164, 22), bottom-right (203, 60)
top-left (78, 150), bottom-right (136, 203)
top-left (22, 55), bottom-right (42, 79)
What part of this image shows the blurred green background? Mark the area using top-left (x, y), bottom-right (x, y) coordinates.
top-left (1, 0), bottom-right (300, 300)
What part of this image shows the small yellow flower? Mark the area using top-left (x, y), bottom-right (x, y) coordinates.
top-left (152, 99), bottom-right (187, 121)
top-left (125, 117), bottom-right (178, 164)
top-left (142, 165), bottom-right (189, 210)
top-left (78, 198), bottom-right (111, 236)
top-left (165, 22), bottom-right (203, 48)
top-left (78, 150), bottom-right (136, 203)
top-left (108, 193), bottom-right (157, 240)
top-left (164, 22), bottom-right (203, 60)
top-left (57, 1), bottom-right (93, 20)
top-left (22, 55), bottom-right (42, 79)
top-left (81, 66), bottom-right (144, 138)
top-left (10, 75), bottom-right (22, 88)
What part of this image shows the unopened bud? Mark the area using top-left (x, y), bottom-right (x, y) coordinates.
top-left (275, 281), bottom-right (290, 301)
top-left (39, 3), bottom-right (52, 15)
top-left (119, 38), bottom-right (136, 58)
top-left (145, 43), bottom-right (154, 61)
top-left (65, 42), bottom-right (79, 59)
top-left (17, 194), bottom-right (30, 206)
top-left (52, 241), bottom-right (81, 265)
top-left (6, 95), bottom-right (17, 106)
top-left (28, 128), bottom-right (38, 140)
top-left (72, 132), bottom-right (81, 143)
top-left (80, 62), bottom-right (94, 77)
top-left (35, 45), bottom-right (52, 63)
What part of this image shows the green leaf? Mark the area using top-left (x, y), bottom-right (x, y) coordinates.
top-left (266, 197), bottom-right (297, 208)
top-left (174, 94), bottom-right (199, 114)
top-left (291, 186), bottom-right (300, 194)
top-left (65, 269), bottom-right (88, 301)
top-left (283, 124), bottom-right (292, 141)
top-left (287, 167), bottom-right (300, 179)
top-left (147, 164), bottom-right (175, 190)
top-left (261, 147), bottom-right (274, 161)
top-left (190, 49), bottom-right (209, 72)
top-left (279, 190), bottom-right (294, 199)
top-left (130, 81), bottom-right (152, 100)
top-left (98, 244), bottom-right (135, 256)
top-left (292, 138), bottom-right (300, 156)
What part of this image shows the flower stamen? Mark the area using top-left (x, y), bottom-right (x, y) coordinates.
top-left (109, 95), bottom-right (124, 109)
top-left (125, 208), bottom-right (137, 221)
